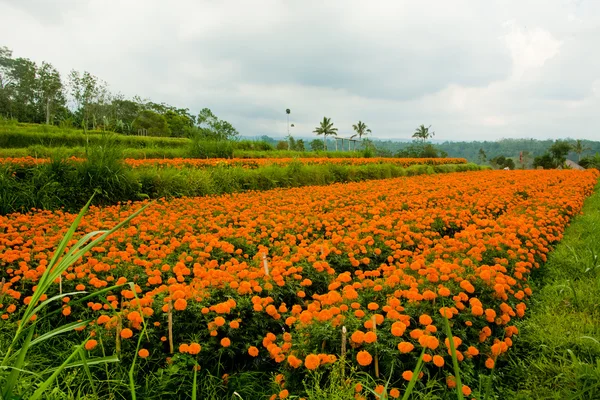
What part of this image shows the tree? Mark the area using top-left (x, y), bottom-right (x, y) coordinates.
top-left (110, 97), bottom-right (141, 134)
top-left (579, 153), bottom-right (600, 170)
top-left (197, 108), bottom-right (218, 129)
top-left (351, 121), bottom-right (371, 151)
top-left (211, 119), bottom-right (239, 141)
top-left (549, 140), bottom-right (572, 166)
top-left (310, 139), bottom-right (325, 151)
top-left (294, 138), bottom-right (305, 152)
top-left (197, 108), bottom-right (239, 140)
top-left (132, 110), bottom-right (170, 136)
top-left (533, 153), bottom-right (555, 169)
top-left (165, 110), bottom-right (194, 137)
top-left (37, 62), bottom-right (64, 125)
top-left (68, 70), bottom-right (100, 129)
top-left (412, 124), bottom-right (435, 143)
top-left (0, 46), bottom-right (14, 117)
top-left (478, 148), bottom-right (487, 164)
top-left (0, 46), bottom-right (12, 89)
top-left (351, 121), bottom-right (371, 139)
top-left (490, 155), bottom-right (515, 170)
top-left (313, 117), bottom-right (338, 151)
top-left (4, 57), bottom-right (38, 122)
top-left (571, 139), bottom-right (591, 162)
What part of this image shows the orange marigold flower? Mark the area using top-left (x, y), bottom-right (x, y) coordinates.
top-left (84, 339), bottom-right (97, 351)
top-left (287, 355), bottom-right (303, 368)
top-left (389, 388), bottom-right (400, 398)
top-left (432, 355), bottom-right (444, 367)
top-left (120, 328), bottom-right (133, 339)
top-left (467, 346), bottom-right (479, 356)
top-left (188, 343), bottom-right (201, 355)
top-left (401, 370), bottom-right (413, 381)
top-left (220, 338), bottom-right (231, 347)
top-left (418, 314), bottom-right (432, 325)
top-left (363, 331), bottom-right (377, 344)
top-left (305, 354), bottom-right (320, 370)
top-left (174, 298), bottom-right (187, 311)
top-left (446, 375), bottom-right (456, 388)
top-left (351, 330), bottom-right (365, 344)
top-left (356, 350), bottom-right (373, 366)
top-left (248, 346), bottom-right (259, 357)
top-left (397, 342), bottom-right (414, 353)
top-left (391, 321), bottom-right (406, 337)
top-left (138, 349), bottom-right (149, 358)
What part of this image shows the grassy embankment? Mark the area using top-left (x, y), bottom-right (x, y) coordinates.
top-left (0, 121), bottom-right (369, 159)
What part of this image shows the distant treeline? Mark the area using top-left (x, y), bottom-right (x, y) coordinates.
top-left (366, 138), bottom-right (600, 162)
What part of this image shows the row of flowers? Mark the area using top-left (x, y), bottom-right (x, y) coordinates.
top-left (0, 169), bottom-right (597, 398)
top-left (0, 156), bottom-right (467, 170)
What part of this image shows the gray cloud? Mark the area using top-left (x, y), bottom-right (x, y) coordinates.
top-left (1, 0), bottom-right (599, 140)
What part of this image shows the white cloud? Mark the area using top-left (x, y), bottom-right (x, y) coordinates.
top-left (503, 20), bottom-right (563, 79)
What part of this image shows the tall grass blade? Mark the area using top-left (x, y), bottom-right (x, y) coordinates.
top-left (77, 345), bottom-right (98, 398)
top-left (2, 327), bottom-right (34, 399)
top-left (442, 311), bottom-right (465, 400)
top-left (400, 347), bottom-right (427, 400)
top-left (46, 355), bottom-right (119, 372)
top-left (29, 344), bottom-right (81, 400)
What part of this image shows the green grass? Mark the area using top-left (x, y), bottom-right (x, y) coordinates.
top-left (497, 181), bottom-right (600, 399)
top-left (0, 123), bottom-right (189, 149)
top-left (0, 144), bottom-right (374, 160)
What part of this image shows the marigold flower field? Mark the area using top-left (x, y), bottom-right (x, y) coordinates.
top-left (0, 169), bottom-right (598, 398)
top-left (0, 156), bottom-right (467, 169)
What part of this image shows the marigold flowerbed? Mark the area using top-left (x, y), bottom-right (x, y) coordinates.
top-left (0, 169), bottom-right (598, 398)
top-left (0, 156), bottom-right (467, 169)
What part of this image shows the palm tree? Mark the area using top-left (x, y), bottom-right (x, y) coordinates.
top-left (313, 117), bottom-right (338, 151)
top-left (412, 124), bottom-right (435, 143)
top-left (351, 121), bottom-right (372, 151)
top-left (572, 139), bottom-right (590, 162)
top-left (285, 108), bottom-right (291, 136)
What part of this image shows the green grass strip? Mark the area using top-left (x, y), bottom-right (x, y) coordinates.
top-left (499, 180), bottom-right (600, 399)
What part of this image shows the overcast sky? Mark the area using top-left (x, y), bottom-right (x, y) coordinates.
top-left (1, 0), bottom-right (599, 141)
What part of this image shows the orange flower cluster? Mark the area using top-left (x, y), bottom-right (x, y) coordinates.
top-left (0, 169), bottom-right (597, 393)
top-left (0, 156), bottom-right (467, 170)
top-left (121, 157), bottom-right (468, 169)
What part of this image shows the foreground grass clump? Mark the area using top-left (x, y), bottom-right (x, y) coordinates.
top-left (0, 170), bottom-right (597, 399)
top-left (497, 181), bottom-right (600, 399)
top-left (0, 196), bottom-right (148, 399)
